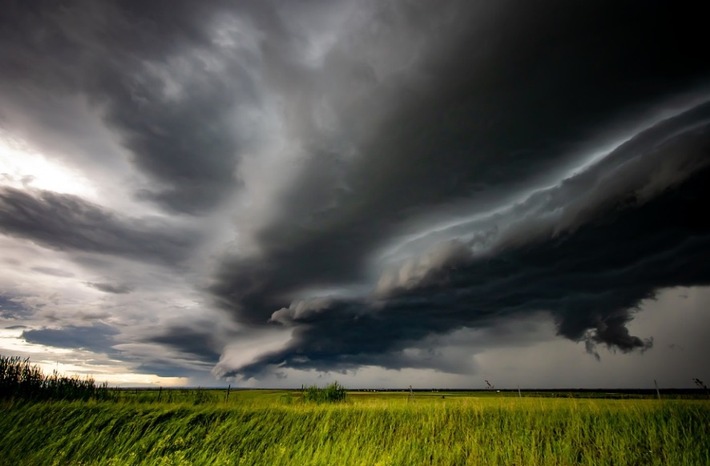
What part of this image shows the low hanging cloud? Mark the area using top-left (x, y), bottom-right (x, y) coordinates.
top-left (0, 187), bottom-right (197, 265)
top-left (22, 323), bottom-right (119, 355)
top-left (145, 325), bottom-right (224, 363)
top-left (220, 101), bottom-right (710, 378)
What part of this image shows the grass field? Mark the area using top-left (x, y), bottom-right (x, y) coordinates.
top-left (1, 390), bottom-right (708, 465)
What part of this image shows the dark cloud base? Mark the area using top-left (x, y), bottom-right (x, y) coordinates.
top-left (0, 187), bottom-right (196, 265)
top-left (146, 325), bottom-right (223, 363)
top-left (22, 324), bottom-right (119, 355)
top-left (206, 0), bottom-right (710, 378)
top-left (228, 151), bottom-right (710, 378)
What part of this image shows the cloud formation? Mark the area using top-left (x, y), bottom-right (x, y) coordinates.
top-left (230, 159), bottom-right (710, 376)
top-left (0, 187), bottom-right (197, 264)
top-left (1, 0), bottom-right (709, 386)
top-left (85, 282), bottom-right (133, 295)
top-left (22, 323), bottom-right (119, 354)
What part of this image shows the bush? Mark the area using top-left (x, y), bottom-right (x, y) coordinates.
top-left (303, 382), bottom-right (347, 403)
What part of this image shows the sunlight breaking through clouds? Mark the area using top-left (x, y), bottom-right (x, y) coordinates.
top-left (0, 133), bottom-right (97, 200)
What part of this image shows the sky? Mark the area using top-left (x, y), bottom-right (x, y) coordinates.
top-left (0, 0), bottom-right (709, 389)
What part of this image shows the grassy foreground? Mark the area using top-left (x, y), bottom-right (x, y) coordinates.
top-left (1, 393), bottom-right (708, 465)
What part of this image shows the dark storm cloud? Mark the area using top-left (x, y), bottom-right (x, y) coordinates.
top-left (145, 325), bottom-right (222, 364)
top-left (22, 323), bottom-right (119, 354)
top-left (235, 173), bottom-right (710, 376)
top-left (211, 1), bottom-right (710, 323)
top-left (225, 102), bottom-right (710, 377)
top-left (0, 187), bottom-right (196, 264)
top-left (85, 282), bottom-right (132, 294)
top-left (101, 58), bottom-right (252, 214)
top-left (0, 0), bottom-right (257, 213)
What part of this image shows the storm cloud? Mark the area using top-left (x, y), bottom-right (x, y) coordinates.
top-left (0, 187), bottom-right (196, 264)
top-left (210, 1), bottom-right (710, 319)
top-left (227, 149), bottom-right (710, 377)
top-left (206, 1), bottom-right (710, 377)
top-left (1, 0), bottom-right (709, 386)
top-left (22, 323), bottom-right (119, 355)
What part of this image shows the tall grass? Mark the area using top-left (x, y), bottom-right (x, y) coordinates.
top-left (0, 355), bottom-right (111, 401)
top-left (1, 355), bottom-right (708, 464)
top-left (1, 395), bottom-right (708, 465)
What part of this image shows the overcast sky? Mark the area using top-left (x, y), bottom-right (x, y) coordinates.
top-left (1, 0), bottom-right (708, 388)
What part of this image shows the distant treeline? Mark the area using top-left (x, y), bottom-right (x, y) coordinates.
top-left (0, 355), bottom-right (111, 401)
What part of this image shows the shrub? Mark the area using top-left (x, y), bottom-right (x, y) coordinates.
top-left (303, 382), bottom-right (347, 403)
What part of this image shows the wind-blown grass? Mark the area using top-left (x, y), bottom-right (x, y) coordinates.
top-left (303, 381), bottom-right (347, 403)
top-left (1, 395), bottom-right (708, 465)
top-left (0, 355), bottom-right (111, 401)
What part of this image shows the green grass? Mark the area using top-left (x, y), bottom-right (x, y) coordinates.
top-left (1, 393), bottom-right (708, 465)
top-left (0, 355), bottom-right (111, 401)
